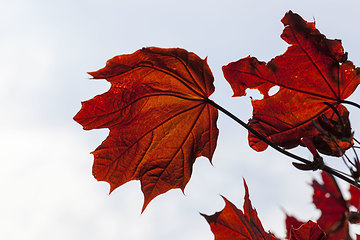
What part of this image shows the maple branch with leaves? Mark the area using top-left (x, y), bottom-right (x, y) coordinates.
top-left (75, 10), bottom-right (360, 240)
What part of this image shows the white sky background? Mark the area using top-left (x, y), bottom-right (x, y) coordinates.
top-left (1, 0), bottom-right (360, 239)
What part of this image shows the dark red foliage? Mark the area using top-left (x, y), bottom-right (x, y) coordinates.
top-left (202, 180), bottom-right (332, 240)
top-left (202, 179), bottom-right (280, 240)
top-left (286, 215), bottom-right (305, 239)
top-left (285, 172), bottom-right (360, 240)
top-left (349, 185), bottom-right (360, 224)
top-left (74, 47), bottom-right (218, 211)
top-left (74, 10), bottom-right (360, 240)
top-left (349, 185), bottom-right (360, 210)
top-left (288, 221), bottom-right (327, 240)
top-left (223, 11), bottom-right (359, 156)
top-left (312, 172), bottom-right (350, 240)
top-left (313, 171), bottom-right (360, 239)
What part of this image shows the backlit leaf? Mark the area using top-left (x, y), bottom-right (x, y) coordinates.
top-left (288, 221), bottom-right (327, 240)
top-left (312, 172), bottom-right (350, 240)
top-left (202, 179), bottom-right (279, 240)
top-left (223, 11), bottom-right (359, 156)
top-left (74, 47), bottom-right (218, 211)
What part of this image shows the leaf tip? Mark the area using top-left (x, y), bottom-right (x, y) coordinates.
top-left (243, 178), bottom-right (251, 204)
top-left (181, 186), bottom-right (187, 196)
top-left (87, 71), bottom-right (97, 79)
top-left (109, 184), bottom-right (117, 195)
top-left (141, 198), bottom-right (149, 214)
top-left (201, 211), bottom-right (221, 224)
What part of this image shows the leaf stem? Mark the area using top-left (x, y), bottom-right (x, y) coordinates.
top-left (340, 99), bottom-right (360, 110)
top-left (207, 99), bottom-right (311, 164)
top-left (207, 99), bottom-right (359, 188)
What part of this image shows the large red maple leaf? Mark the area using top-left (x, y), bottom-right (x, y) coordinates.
top-left (74, 47), bottom-right (218, 211)
top-left (223, 11), bottom-right (359, 156)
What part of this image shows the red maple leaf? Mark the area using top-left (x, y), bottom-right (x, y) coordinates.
top-left (285, 172), bottom-right (360, 240)
top-left (312, 172), bottom-right (352, 240)
top-left (74, 47), bottom-right (218, 211)
top-left (202, 179), bottom-right (280, 240)
top-left (288, 221), bottom-right (327, 240)
top-left (223, 11), bottom-right (359, 156)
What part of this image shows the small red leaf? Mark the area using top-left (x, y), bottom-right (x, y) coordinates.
top-left (202, 179), bottom-right (279, 240)
top-left (223, 11), bottom-right (358, 156)
top-left (74, 47), bottom-right (219, 211)
top-left (289, 221), bottom-right (327, 240)
top-left (312, 172), bottom-right (350, 240)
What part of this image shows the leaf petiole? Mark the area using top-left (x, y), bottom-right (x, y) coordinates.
top-left (207, 99), bottom-right (311, 164)
top-left (340, 99), bottom-right (360, 110)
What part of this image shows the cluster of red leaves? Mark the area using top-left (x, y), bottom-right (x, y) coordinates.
top-left (74, 9), bottom-right (360, 239)
top-left (223, 11), bottom-right (359, 157)
top-left (203, 174), bottom-right (360, 240)
top-left (74, 11), bottom-right (360, 210)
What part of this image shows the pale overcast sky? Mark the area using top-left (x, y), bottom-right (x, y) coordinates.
top-left (1, 0), bottom-right (360, 239)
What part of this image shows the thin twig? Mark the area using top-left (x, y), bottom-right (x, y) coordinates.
top-left (353, 146), bottom-right (359, 162)
top-left (330, 167), bottom-right (353, 179)
top-left (332, 137), bottom-right (356, 168)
